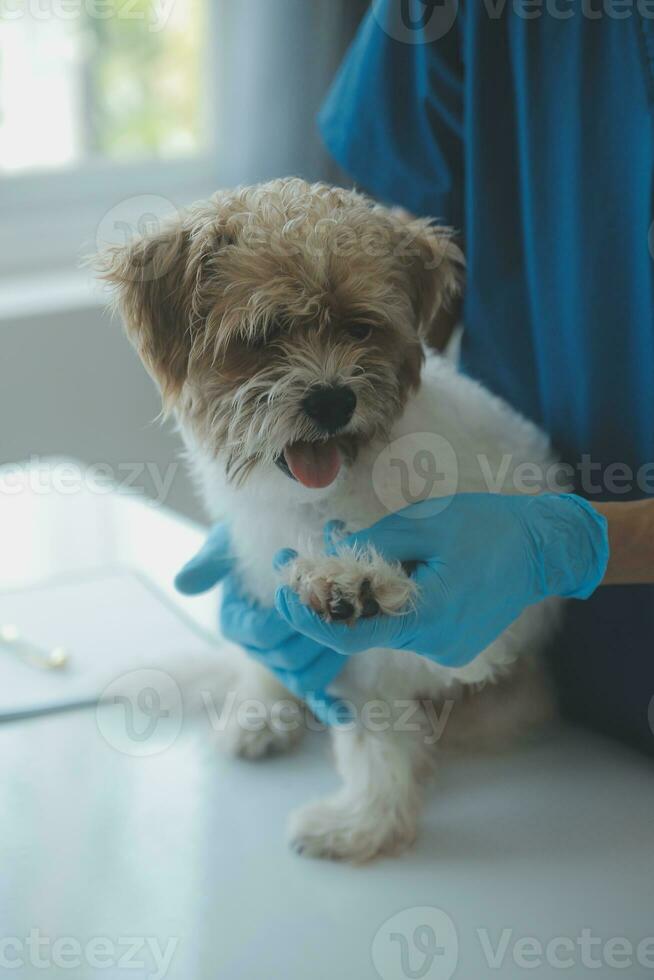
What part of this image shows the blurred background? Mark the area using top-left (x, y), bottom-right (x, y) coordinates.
top-left (0, 0), bottom-right (367, 519)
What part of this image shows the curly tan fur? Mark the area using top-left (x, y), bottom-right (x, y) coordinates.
top-left (99, 178), bottom-right (464, 481)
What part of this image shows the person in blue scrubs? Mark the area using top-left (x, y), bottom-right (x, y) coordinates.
top-left (178, 0), bottom-right (654, 756)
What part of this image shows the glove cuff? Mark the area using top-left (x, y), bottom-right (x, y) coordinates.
top-left (527, 494), bottom-right (609, 600)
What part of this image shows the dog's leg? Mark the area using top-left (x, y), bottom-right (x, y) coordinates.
top-left (287, 702), bottom-right (434, 862)
top-left (221, 657), bottom-right (305, 760)
top-left (283, 548), bottom-right (416, 624)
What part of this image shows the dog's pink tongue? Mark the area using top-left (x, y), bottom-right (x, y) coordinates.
top-left (284, 440), bottom-right (342, 489)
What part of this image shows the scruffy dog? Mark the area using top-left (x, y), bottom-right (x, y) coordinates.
top-left (102, 178), bottom-right (561, 862)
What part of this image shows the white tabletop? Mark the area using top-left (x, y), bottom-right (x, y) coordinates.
top-left (1, 459), bottom-right (653, 980)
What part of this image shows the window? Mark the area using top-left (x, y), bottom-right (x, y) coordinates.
top-left (0, 2), bottom-right (206, 174)
top-left (0, 0), bottom-right (220, 279)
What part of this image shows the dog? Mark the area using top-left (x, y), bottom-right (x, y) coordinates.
top-left (101, 178), bottom-right (563, 862)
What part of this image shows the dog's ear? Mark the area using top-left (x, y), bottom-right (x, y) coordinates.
top-left (398, 217), bottom-right (465, 352)
top-left (98, 218), bottom-right (199, 407)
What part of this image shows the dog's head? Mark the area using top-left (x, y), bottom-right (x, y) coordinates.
top-left (100, 178), bottom-right (463, 491)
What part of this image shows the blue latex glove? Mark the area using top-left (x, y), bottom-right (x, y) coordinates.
top-left (274, 493), bottom-right (609, 668)
top-left (174, 524), bottom-right (349, 725)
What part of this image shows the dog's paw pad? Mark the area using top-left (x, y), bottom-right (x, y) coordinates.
top-left (325, 578), bottom-right (380, 622)
top-left (359, 578), bottom-right (381, 618)
top-left (282, 550), bottom-right (415, 625)
top-left (328, 590), bottom-right (355, 622)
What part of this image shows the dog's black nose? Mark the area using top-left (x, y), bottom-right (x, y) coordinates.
top-left (301, 385), bottom-right (357, 434)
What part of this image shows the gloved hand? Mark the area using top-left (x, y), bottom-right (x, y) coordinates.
top-left (274, 493), bottom-right (609, 667)
top-left (174, 524), bottom-right (349, 724)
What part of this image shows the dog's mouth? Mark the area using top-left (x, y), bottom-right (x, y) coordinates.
top-left (276, 439), bottom-right (342, 489)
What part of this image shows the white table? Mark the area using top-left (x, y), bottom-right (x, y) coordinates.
top-left (1, 460), bottom-right (653, 980)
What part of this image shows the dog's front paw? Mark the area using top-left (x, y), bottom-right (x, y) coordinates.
top-left (282, 549), bottom-right (416, 624)
top-left (288, 796), bottom-right (417, 863)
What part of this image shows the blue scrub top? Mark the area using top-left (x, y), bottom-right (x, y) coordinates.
top-left (319, 0), bottom-right (654, 754)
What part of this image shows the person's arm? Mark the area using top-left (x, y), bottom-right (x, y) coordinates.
top-left (594, 500), bottom-right (654, 585)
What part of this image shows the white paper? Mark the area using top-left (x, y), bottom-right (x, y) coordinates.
top-left (0, 567), bottom-right (223, 720)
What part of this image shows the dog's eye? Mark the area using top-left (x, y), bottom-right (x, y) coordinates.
top-left (249, 319), bottom-right (284, 348)
top-left (347, 321), bottom-right (372, 341)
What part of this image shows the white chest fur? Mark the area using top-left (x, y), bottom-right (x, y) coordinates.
top-left (194, 355), bottom-right (560, 606)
